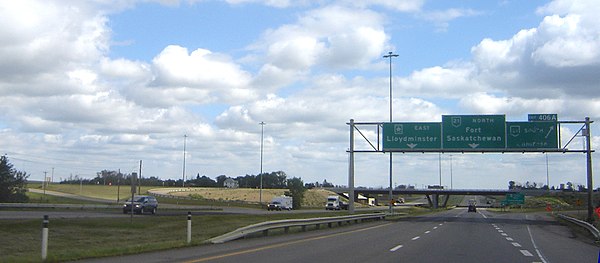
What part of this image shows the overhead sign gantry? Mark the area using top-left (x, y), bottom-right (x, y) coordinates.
top-left (383, 114), bottom-right (559, 151)
top-left (347, 114), bottom-right (594, 222)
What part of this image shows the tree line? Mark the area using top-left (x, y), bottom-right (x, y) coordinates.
top-left (60, 170), bottom-right (295, 188)
top-left (508, 180), bottom-right (589, 191)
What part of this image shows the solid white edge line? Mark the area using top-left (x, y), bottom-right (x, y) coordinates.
top-left (479, 211), bottom-right (488, 218)
top-left (390, 244), bottom-right (403, 252)
top-left (527, 225), bottom-right (548, 263)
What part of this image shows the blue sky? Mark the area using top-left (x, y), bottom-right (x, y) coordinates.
top-left (1, 0), bottom-right (599, 190)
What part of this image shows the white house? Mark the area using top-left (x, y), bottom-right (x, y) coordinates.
top-left (223, 178), bottom-right (239, 189)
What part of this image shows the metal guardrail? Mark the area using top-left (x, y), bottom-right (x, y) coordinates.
top-left (556, 213), bottom-right (600, 240)
top-left (0, 203), bottom-right (121, 209)
top-left (208, 213), bottom-right (386, 244)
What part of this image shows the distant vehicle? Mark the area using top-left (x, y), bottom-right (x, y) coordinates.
top-left (393, 197), bottom-right (405, 206)
top-left (428, 185), bottom-right (444, 189)
top-left (123, 195), bottom-right (158, 214)
top-left (267, 196), bottom-right (293, 211)
top-left (326, 195), bottom-right (348, 210)
top-left (340, 200), bottom-right (349, 210)
top-left (468, 199), bottom-right (477, 212)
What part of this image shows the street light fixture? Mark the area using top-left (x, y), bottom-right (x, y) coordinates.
top-left (383, 51), bottom-right (399, 214)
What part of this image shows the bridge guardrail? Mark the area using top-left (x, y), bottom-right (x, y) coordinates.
top-left (556, 213), bottom-right (600, 241)
top-left (208, 213), bottom-right (386, 244)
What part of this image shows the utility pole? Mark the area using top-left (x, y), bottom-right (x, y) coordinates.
top-left (117, 169), bottom-right (121, 203)
top-left (43, 171), bottom-right (48, 200)
top-left (138, 160), bottom-right (142, 194)
top-left (182, 135), bottom-right (187, 188)
top-left (383, 51), bottom-right (399, 214)
top-left (259, 122), bottom-right (266, 206)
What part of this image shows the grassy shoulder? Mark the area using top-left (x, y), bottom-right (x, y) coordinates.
top-left (0, 211), bottom-right (366, 263)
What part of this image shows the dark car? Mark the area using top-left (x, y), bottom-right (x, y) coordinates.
top-left (123, 195), bottom-right (158, 214)
top-left (468, 204), bottom-right (477, 212)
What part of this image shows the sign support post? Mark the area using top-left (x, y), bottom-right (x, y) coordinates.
top-left (585, 117), bottom-right (594, 222)
top-left (348, 119), bottom-right (355, 214)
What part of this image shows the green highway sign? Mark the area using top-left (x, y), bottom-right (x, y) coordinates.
top-left (504, 193), bottom-right (525, 205)
top-left (506, 122), bottom-right (558, 149)
top-left (528, 114), bottom-right (557, 122)
top-left (442, 115), bottom-right (506, 149)
top-left (383, 123), bottom-right (441, 150)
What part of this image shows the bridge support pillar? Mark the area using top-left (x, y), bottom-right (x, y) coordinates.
top-left (425, 195), bottom-right (433, 207)
top-left (442, 195), bottom-right (450, 207)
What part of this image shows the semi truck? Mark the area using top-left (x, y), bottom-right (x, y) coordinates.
top-left (325, 195), bottom-right (348, 210)
top-left (267, 196), bottom-right (293, 211)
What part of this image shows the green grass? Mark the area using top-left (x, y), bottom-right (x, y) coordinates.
top-left (26, 192), bottom-right (98, 204)
top-left (0, 212), bottom-right (354, 263)
top-left (29, 183), bottom-right (160, 201)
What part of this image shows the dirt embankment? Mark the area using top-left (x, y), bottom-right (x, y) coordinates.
top-left (164, 187), bottom-right (338, 207)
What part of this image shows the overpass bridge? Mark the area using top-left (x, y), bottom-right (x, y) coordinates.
top-left (329, 188), bottom-right (533, 208)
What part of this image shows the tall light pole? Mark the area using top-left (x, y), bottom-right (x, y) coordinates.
top-left (259, 122), bottom-right (266, 205)
top-left (383, 51), bottom-right (399, 214)
top-left (182, 134), bottom-right (187, 188)
top-left (438, 153), bottom-right (442, 186)
top-left (545, 153), bottom-right (549, 191)
top-left (449, 155), bottom-right (453, 189)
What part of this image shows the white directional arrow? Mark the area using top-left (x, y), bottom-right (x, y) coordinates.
top-left (407, 143), bottom-right (418, 149)
top-left (545, 126), bottom-right (555, 139)
top-left (468, 143), bottom-right (479, 148)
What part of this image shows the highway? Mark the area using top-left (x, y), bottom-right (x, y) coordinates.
top-left (77, 208), bottom-right (599, 263)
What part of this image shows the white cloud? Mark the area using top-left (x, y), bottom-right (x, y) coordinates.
top-left (420, 8), bottom-right (482, 31)
top-left (470, 1), bottom-right (600, 99)
top-left (152, 45), bottom-right (252, 89)
top-left (531, 15), bottom-right (600, 67)
top-left (252, 5), bottom-right (387, 89)
top-left (346, 0), bottom-right (424, 12)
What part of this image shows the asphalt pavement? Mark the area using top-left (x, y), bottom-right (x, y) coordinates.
top-left (73, 208), bottom-right (600, 263)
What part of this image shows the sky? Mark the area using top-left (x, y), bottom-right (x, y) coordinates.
top-left (1, 0), bottom-right (599, 190)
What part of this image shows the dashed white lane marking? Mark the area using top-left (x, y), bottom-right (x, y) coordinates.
top-left (511, 242), bottom-right (522, 247)
top-left (520, 250), bottom-right (534, 257)
top-left (412, 236), bottom-right (420, 241)
top-left (506, 237), bottom-right (514, 241)
top-left (390, 245), bottom-right (403, 252)
top-left (501, 233), bottom-right (508, 236)
top-left (433, 226), bottom-right (438, 230)
top-left (498, 229), bottom-right (504, 233)
top-left (425, 231), bottom-right (431, 234)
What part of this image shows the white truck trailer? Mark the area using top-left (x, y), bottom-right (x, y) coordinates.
top-left (267, 196), bottom-right (293, 211)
